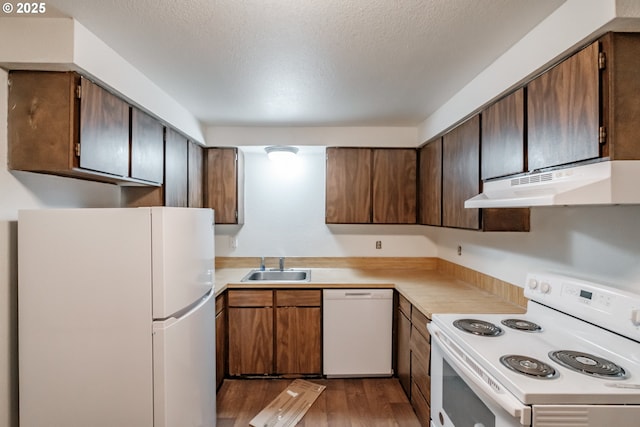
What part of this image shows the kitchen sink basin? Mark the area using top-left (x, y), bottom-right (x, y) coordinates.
top-left (241, 269), bottom-right (311, 282)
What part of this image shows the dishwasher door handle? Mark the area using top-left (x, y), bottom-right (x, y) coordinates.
top-left (344, 292), bottom-right (372, 297)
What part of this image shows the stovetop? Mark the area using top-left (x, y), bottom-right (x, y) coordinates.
top-left (430, 273), bottom-right (640, 405)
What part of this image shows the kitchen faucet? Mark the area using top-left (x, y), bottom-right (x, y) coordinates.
top-left (259, 256), bottom-right (265, 271)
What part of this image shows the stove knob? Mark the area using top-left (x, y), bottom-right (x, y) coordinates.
top-left (528, 278), bottom-right (539, 290)
top-left (631, 309), bottom-right (640, 327)
top-left (540, 282), bottom-right (551, 294)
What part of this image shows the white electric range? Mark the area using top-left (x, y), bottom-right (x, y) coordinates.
top-left (428, 272), bottom-right (640, 427)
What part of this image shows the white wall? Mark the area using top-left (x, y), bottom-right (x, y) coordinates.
top-left (207, 126), bottom-right (418, 147)
top-left (427, 206), bottom-right (640, 292)
top-left (214, 146), bottom-right (437, 258)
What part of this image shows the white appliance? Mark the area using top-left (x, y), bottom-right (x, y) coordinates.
top-left (18, 207), bottom-right (216, 427)
top-left (429, 272), bottom-right (640, 427)
top-left (464, 160), bottom-right (640, 208)
top-left (323, 289), bottom-right (393, 377)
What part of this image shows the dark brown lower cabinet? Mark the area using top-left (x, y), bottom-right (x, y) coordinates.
top-left (396, 292), bottom-right (431, 427)
top-left (227, 290), bottom-right (274, 376)
top-left (226, 289), bottom-right (322, 377)
top-left (410, 309), bottom-right (431, 427)
top-left (275, 290), bottom-right (322, 375)
top-left (215, 293), bottom-right (226, 389)
top-left (397, 294), bottom-right (412, 396)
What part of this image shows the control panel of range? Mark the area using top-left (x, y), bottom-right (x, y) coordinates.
top-left (525, 273), bottom-right (640, 341)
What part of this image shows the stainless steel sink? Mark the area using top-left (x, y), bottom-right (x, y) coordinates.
top-left (241, 269), bottom-right (311, 282)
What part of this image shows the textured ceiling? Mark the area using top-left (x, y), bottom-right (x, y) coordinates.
top-left (43, 0), bottom-right (566, 126)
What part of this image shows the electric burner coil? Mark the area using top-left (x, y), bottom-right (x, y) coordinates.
top-left (453, 319), bottom-right (504, 337)
top-left (501, 318), bottom-right (543, 332)
top-left (500, 354), bottom-right (558, 379)
top-left (549, 350), bottom-right (627, 379)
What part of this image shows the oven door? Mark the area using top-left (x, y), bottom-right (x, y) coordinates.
top-left (429, 323), bottom-right (531, 427)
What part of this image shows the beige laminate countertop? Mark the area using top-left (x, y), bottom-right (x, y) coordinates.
top-left (214, 267), bottom-right (525, 318)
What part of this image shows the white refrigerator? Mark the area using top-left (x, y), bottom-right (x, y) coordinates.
top-left (18, 207), bottom-right (217, 427)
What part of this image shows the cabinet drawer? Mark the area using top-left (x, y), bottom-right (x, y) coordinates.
top-left (410, 323), bottom-right (431, 366)
top-left (275, 290), bottom-right (321, 307)
top-left (215, 293), bottom-right (226, 315)
top-left (411, 308), bottom-right (430, 340)
top-left (228, 290), bottom-right (273, 307)
top-left (411, 381), bottom-right (431, 427)
top-left (398, 293), bottom-right (411, 318)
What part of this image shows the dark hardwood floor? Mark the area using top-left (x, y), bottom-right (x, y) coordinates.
top-left (216, 378), bottom-right (423, 426)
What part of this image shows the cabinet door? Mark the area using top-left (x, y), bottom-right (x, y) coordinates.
top-left (326, 147), bottom-right (372, 224)
top-left (79, 77), bottom-right (129, 177)
top-left (228, 307), bottom-right (273, 375)
top-left (188, 142), bottom-right (204, 208)
top-left (8, 71), bottom-right (78, 173)
top-left (482, 89), bottom-right (525, 180)
top-left (373, 149), bottom-right (417, 224)
top-left (418, 139), bottom-right (442, 226)
top-left (528, 41), bottom-right (600, 171)
top-left (130, 108), bottom-right (164, 184)
top-left (275, 307), bottom-right (321, 374)
top-left (204, 148), bottom-right (239, 224)
top-left (164, 128), bottom-right (189, 207)
top-left (442, 116), bottom-right (480, 230)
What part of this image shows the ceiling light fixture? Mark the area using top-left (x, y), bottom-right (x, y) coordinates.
top-left (265, 145), bottom-right (299, 162)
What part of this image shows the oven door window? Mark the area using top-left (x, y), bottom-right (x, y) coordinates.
top-left (443, 359), bottom-right (495, 427)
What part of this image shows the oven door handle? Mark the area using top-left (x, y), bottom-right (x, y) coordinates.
top-left (429, 323), bottom-right (532, 426)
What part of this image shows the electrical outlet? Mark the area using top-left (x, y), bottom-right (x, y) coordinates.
top-left (376, 240), bottom-right (382, 249)
top-left (457, 245), bottom-right (462, 256)
top-left (229, 237), bottom-right (238, 249)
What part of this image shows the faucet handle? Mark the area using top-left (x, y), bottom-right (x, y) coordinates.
top-left (279, 257), bottom-right (285, 271)
top-left (260, 256), bottom-right (265, 271)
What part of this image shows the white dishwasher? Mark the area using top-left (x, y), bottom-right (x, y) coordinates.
top-left (323, 289), bottom-right (393, 377)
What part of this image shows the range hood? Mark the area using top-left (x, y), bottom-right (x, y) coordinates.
top-left (465, 160), bottom-right (640, 208)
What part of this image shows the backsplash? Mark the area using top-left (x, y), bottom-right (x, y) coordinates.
top-left (437, 259), bottom-right (527, 308)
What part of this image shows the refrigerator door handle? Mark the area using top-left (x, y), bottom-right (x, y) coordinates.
top-left (156, 289), bottom-right (214, 324)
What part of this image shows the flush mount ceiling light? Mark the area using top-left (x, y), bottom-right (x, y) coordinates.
top-left (265, 145), bottom-right (299, 162)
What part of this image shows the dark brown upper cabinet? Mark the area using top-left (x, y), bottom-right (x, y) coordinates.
top-left (439, 116), bottom-right (530, 232)
top-left (130, 107), bottom-right (164, 184)
top-left (204, 147), bottom-right (244, 224)
top-left (528, 41), bottom-right (600, 171)
top-left (163, 128), bottom-right (189, 207)
top-left (122, 129), bottom-right (197, 208)
top-left (326, 147), bottom-right (416, 224)
top-left (188, 141), bottom-right (204, 208)
top-left (325, 147), bottom-right (372, 224)
top-left (528, 33), bottom-right (640, 172)
top-left (372, 148), bottom-right (417, 224)
top-left (8, 71), bottom-right (139, 184)
top-left (442, 116), bottom-right (481, 230)
top-left (481, 88), bottom-right (526, 180)
top-left (78, 77), bottom-right (129, 177)
top-left (418, 138), bottom-right (442, 226)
